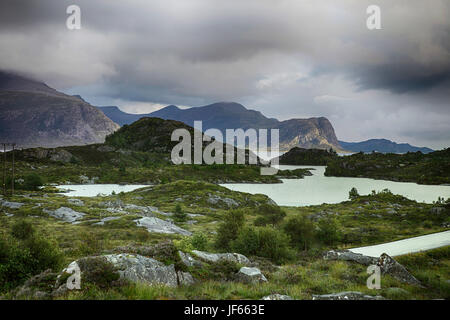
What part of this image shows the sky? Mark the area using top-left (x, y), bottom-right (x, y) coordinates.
top-left (0, 0), bottom-right (449, 149)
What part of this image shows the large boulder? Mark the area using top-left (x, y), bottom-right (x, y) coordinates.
top-left (236, 267), bottom-right (267, 284)
top-left (59, 253), bottom-right (195, 289)
top-left (323, 250), bottom-right (378, 266)
top-left (323, 250), bottom-right (423, 287)
top-left (312, 291), bottom-right (385, 300)
top-left (378, 253), bottom-right (423, 287)
top-left (192, 250), bottom-right (251, 265)
top-left (178, 251), bottom-right (203, 268)
top-left (135, 217), bottom-right (192, 236)
top-left (104, 254), bottom-right (179, 287)
top-left (44, 207), bottom-right (85, 223)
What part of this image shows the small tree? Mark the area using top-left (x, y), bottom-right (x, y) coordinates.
top-left (254, 204), bottom-right (286, 226)
top-left (191, 232), bottom-right (209, 251)
top-left (349, 187), bottom-right (359, 200)
top-left (215, 209), bottom-right (245, 250)
top-left (173, 204), bottom-right (187, 222)
top-left (23, 174), bottom-right (44, 191)
top-left (316, 217), bottom-right (341, 246)
top-left (283, 215), bottom-right (315, 251)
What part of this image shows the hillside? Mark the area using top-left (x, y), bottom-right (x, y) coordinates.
top-left (325, 148), bottom-right (450, 185)
top-left (97, 102), bottom-right (343, 152)
top-left (277, 147), bottom-right (339, 165)
top-left (0, 71), bottom-right (119, 148)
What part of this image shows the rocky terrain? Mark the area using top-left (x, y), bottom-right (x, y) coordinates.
top-left (0, 71), bottom-right (119, 148)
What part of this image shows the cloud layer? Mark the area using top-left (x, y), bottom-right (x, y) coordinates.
top-left (0, 0), bottom-right (449, 149)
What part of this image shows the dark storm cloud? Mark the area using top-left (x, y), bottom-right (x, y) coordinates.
top-left (354, 64), bottom-right (450, 94)
top-left (0, 0), bottom-right (449, 148)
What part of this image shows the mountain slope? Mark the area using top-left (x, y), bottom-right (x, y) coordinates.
top-left (339, 139), bottom-right (434, 154)
top-left (97, 102), bottom-right (342, 151)
top-left (0, 71), bottom-right (120, 148)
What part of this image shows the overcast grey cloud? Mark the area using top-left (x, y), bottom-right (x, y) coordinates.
top-left (0, 0), bottom-right (449, 149)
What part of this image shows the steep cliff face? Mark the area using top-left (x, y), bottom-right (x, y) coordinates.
top-left (277, 117), bottom-right (340, 151)
top-left (0, 72), bottom-right (119, 148)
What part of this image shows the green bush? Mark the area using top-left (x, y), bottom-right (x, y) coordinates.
top-left (316, 217), bottom-right (341, 245)
top-left (11, 220), bottom-right (35, 240)
top-left (173, 204), bottom-right (188, 222)
top-left (215, 209), bottom-right (245, 250)
top-left (349, 187), bottom-right (359, 200)
top-left (77, 257), bottom-right (120, 289)
top-left (23, 173), bottom-right (44, 191)
top-left (254, 204), bottom-right (286, 226)
top-left (190, 232), bottom-right (209, 251)
top-left (231, 226), bottom-right (293, 264)
top-left (283, 215), bottom-right (315, 250)
top-left (0, 231), bottom-right (63, 291)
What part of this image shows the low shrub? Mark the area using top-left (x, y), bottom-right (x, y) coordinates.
top-left (231, 226), bottom-right (293, 264)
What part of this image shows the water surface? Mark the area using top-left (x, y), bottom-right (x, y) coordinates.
top-left (221, 165), bottom-right (450, 206)
top-left (57, 184), bottom-right (149, 197)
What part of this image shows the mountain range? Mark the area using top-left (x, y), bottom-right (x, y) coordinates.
top-left (98, 103), bottom-right (342, 151)
top-left (0, 72), bottom-right (119, 148)
top-left (338, 139), bottom-right (434, 154)
top-left (0, 71), bottom-right (434, 154)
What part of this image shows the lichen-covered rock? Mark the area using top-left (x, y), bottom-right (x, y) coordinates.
top-left (177, 271), bottom-right (195, 286)
top-left (192, 250), bottom-right (251, 265)
top-left (14, 269), bottom-right (58, 299)
top-left (178, 251), bottom-right (202, 268)
top-left (135, 217), bottom-right (192, 236)
top-left (104, 254), bottom-right (179, 287)
top-left (207, 194), bottom-right (239, 208)
top-left (262, 294), bottom-right (293, 300)
top-left (0, 200), bottom-right (24, 209)
top-left (67, 198), bottom-right (84, 206)
top-left (377, 253), bottom-right (423, 287)
top-left (236, 267), bottom-right (267, 283)
top-left (323, 250), bottom-right (378, 266)
top-left (44, 207), bottom-right (85, 223)
top-left (312, 291), bottom-right (385, 300)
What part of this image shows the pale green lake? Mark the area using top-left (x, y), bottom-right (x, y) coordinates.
top-left (221, 165), bottom-right (450, 206)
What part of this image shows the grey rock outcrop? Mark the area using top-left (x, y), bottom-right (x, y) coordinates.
top-left (0, 199), bottom-right (24, 209)
top-left (378, 253), bottom-right (423, 287)
top-left (207, 194), bottom-right (239, 208)
top-left (14, 269), bottom-right (59, 299)
top-left (177, 271), bottom-right (195, 286)
top-left (312, 291), bottom-right (384, 300)
top-left (135, 217), bottom-right (192, 236)
top-left (323, 250), bottom-right (423, 287)
top-left (323, 250), bottom-right (378, 266)
top-left (262, 294), bottom-right (293, 300)
top-left (68, 198), bottom-right (84, 206)
top-left (44, 207), bottom-right (85, 223)
top-left (178, 251), bottom-right (202, 268)
top-left (192, 250), bottom-right (251, 265)
top-left (236, 267), bottom-right (267, 284)
top-left (104, 254), bottom-right (179, 287)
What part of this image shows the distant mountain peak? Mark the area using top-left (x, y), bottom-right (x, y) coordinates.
top-left (0, 72), bottom-right (119, 148)
top-left (339, 139), bottom-right (434, 154)
top-left (98, 101), bottom-right (342, 151)
top-left (0, 71), bottom-right (61, 96)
